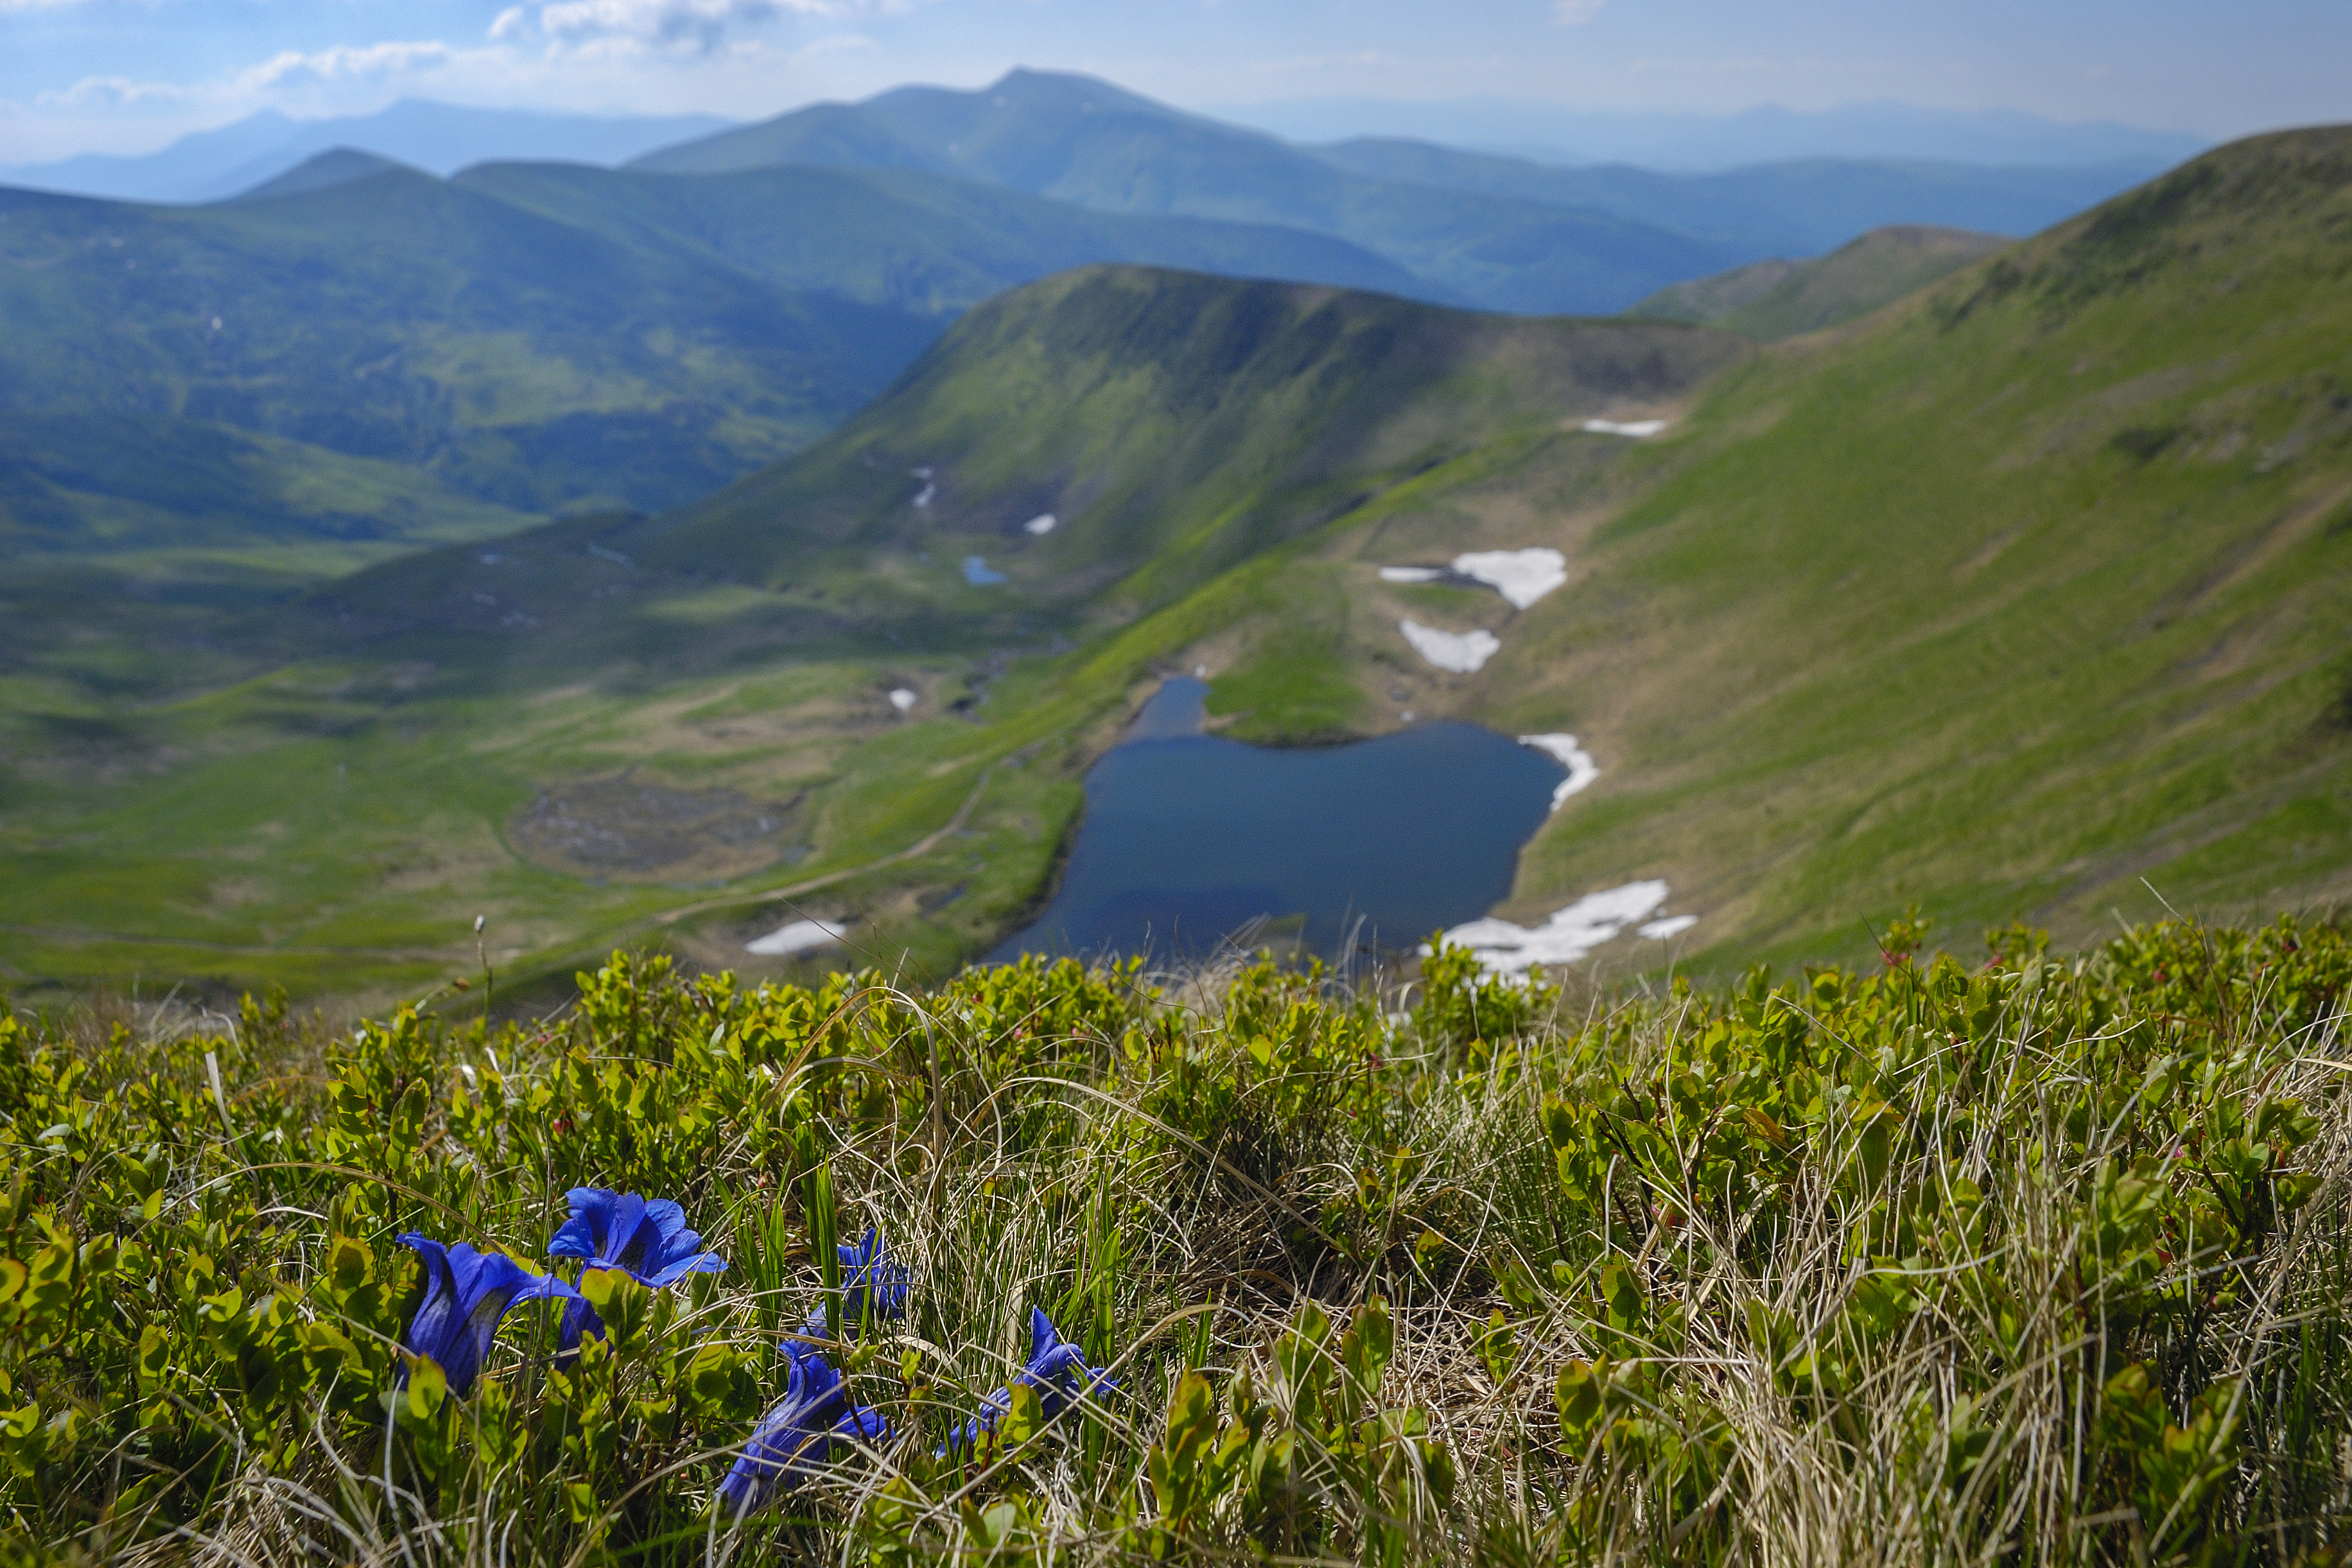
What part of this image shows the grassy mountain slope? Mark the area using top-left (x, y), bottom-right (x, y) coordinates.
top-left (1630, 225), bottom-right (2009, 337)
top-left (624, 266), bottom-right (1745, 638)
top-left (0, 268), bottom-right (1733, 1000)
top-left (1314, 139), bottom-right (2168, 254)
top-left (632, 69), bottom-right (1741, 313)
top-left (1617, 257), bottom-right (1799, 326)
top-left (0, 156), bottom-right (1481, 708)
top-left (1, 152), bottom-right (1449, 580)
top-left (1176, 126), bottom-right (2352, 965)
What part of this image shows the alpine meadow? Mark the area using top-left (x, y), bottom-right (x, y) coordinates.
top-left (0, 46), bottom-right (2349, 1568)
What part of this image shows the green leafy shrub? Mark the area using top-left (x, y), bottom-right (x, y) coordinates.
top-left (0, 917), bottom-right (2347, 1564)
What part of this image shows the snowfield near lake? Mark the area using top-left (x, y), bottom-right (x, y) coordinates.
top-left (1024, 513), bottom-right (1057, 536)
top-left (888, 688), bottom-right (917, 711)
top-left (1639, 915), bottom-right (1698, 939)
top-left (1454, 548), bottom-right (1567, 609)
top-left (1399, 619), bottom-right (1500, 672)
top-left (745, 918), bottom-right (847, 957)
top-left (1436, 880), bottom-right (1681, 975)
top-left (1581, 418), bottom-right (1668, 438)
top-left (1379, 550), bottom-right (1567, 609)
top-left (1517, 733), bottom-right (1598, 808)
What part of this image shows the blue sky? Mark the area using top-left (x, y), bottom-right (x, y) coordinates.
top-left (4, 0), bottom-right (2348, 161)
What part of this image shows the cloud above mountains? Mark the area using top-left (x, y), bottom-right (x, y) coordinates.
top-left (39, 40), bottom-right (467, 110)
top-left (495, 0), bottom-right (892, 53)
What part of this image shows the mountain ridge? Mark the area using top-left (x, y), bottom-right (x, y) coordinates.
top-left (1628, 223), bottom-right (2011, 337)
top-left (631, 69), bottom-right (2182, 312)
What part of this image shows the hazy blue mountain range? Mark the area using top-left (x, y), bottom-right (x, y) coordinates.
top-left (629, 69), bottom-right (2184, 312)
top-left (631, 71), bottom-right (1744, 315)
top-left (1215, 96), bottom-right (2209, 170)
top-left (0, 100), bottom-right (738, 205)
top-left (1308, 140), bottom-right (2173, 257)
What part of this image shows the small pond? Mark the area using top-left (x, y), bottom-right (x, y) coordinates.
top-left (989, 679), bottom-right (1566, 963)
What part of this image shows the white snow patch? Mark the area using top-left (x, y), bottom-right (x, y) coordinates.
top-left (1399, 619), bottom-right (1499, 673)
top-left (1380, 550), bottom-right (1567, 609)
top-left (1639, 915), bottom-right (1698, 940)
top-left (1434, 880), bottom-right (1670, 977)
top-left (1517, 733), bottom-right (1598, 809)
top-left (1454, 548), bottom-right (1567, 609)
top-left (888, 688), bottom-right (917, 711)
top-left (1023, 513), bottom-right (1057, 536)
top-left (1581, 418), bottom-right (1668, 439)
top-left (912, 482), bottom-right (937, 509)
top-left (746, 918), bottom-right (848, 957)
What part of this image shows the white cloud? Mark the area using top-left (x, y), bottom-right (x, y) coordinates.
top-left (528, 0), bottom-right (850, 52)
top-left (489, 6), bottom-right (530, 40)
top-left (235, 41), bottom-right (460, 92)
top-left (39, 39), bottom-right (468, 112)
top-left (37, 75), bottom-right (186, 109)
top-left (1553, 0), bottom-right (1604, 23)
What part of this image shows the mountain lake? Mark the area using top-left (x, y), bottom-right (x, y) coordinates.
top-left (990, 678), bottom-right (1567, 963)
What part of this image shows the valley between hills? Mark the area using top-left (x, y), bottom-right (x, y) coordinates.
top-left (2, 122), bottom-right (2348, 1005)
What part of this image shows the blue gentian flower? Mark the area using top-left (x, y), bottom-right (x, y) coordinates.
top-left (546, 1187), bottom-right (726, 1350)
top-left (837, 1227), bottom-right (910, 1323)
top-left (396, 1233), bottom-right (575, 1398)
top-left (940, 1307), bottom-right (1118, 1455)
top-left (717, 1339), bottom-right (890, 1519)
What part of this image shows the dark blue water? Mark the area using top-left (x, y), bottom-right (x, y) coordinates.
top-left (991, 679), bottom-right (1565, 963)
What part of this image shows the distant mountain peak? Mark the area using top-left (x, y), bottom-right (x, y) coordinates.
top-left (228, 147), bottom-right (417, 204)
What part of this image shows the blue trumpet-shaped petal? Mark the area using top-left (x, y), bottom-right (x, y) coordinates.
top-left (837, 1227), bottom-right (910, 1322)
top-left (940, 1307), bottom-right (1118, 1456)
top-left (546, 1187), bottom-right (726, 1350)
top-left (397, 1234), bottom-right (575, 1398)
top-left (717, 1339), bottom-right (891, 1519)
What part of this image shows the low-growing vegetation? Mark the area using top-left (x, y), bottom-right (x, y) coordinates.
top-left (2, 914), bottom-right (2348, 1564)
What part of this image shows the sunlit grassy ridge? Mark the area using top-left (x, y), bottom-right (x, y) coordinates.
top-left (1188, 125), bottom-right (2352, 961)
top-left (3, 914), bottom-right (2349, 1563)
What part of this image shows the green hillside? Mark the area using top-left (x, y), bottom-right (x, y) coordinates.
top-left (4, 128), bottom-right (2348, 1001)
top-left (0, 170), bottom-right (931, 553)
top-left (0, 158), bottom-right (1461, 704)
top-left (622, 266), bottom-right (1744, 638)
top-left (1184, 126), bottom-right (2352, 965)
top-left (0, 157), bottom-right (1425, 577)
top-left (1630, 223), bottom-right (2010, 337)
